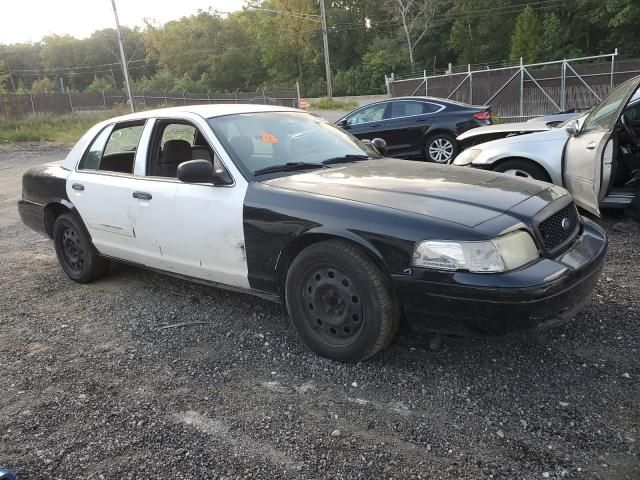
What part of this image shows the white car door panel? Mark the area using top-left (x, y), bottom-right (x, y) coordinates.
top-left (128, 179), bottom-right (249, 289)
top-left (66, 171), bottom-right (140, 261)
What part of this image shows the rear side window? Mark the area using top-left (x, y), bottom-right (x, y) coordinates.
top-left (390, 101), bottom-right (439, 118)
top-left (79, 122), bottom-right (145, 174)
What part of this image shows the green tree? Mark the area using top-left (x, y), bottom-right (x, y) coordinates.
top-left (0, 59), bottom-right (9, 94)
top-left (85, 76), bottom-right (113, 93)
top-left (541, 13), bottom-right (565, 61)
top-left (509, 5), bottom-right (543, 63)
top-left (449, 0), bottom-right (514, 65)
top-left (30, 77), bottom-right (56, 94)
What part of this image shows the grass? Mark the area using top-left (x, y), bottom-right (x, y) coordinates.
top-left (0, 113), bottom-right (112, 144)
top-left (309, 97), bottom-right (359, 110)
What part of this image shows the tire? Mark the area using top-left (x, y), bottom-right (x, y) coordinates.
top-left (425, 133), bottom-right (459, 163)
top-left (53, 213), bottom-right (109, 283)
top-left (493, 159), bottom-right (551, 182)
top-left (285, 240), bottom-right (399, 362)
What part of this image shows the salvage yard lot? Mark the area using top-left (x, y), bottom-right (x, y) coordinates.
top-left (0, 144), bottom-right (638, 479)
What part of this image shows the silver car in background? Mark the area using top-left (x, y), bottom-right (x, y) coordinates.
top-left (452, 76), bottom-right (640, 216)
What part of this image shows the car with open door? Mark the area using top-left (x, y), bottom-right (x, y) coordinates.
top-left (453, 75), bottom-right (640, 216)
top-left (335, 97), bottom-right (491, 163)
top-left (19, 104), bottom-right (606, 362)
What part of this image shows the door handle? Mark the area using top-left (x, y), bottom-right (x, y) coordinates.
top-left (71, 183), bottom-right (84, 191)
top-left (132, 191), bottom-right (152, 200)
top-left (586, 141), bottom-right (597, 150)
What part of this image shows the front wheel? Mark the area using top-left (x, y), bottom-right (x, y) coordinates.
top-left (53, 213), bottom-right (109, 283)
top-left (425, 133), bottom-right (459, 163)
top-left (493, 159), bottom-right (551, 182)
top-left (285, 240), bottom-right (399, 362)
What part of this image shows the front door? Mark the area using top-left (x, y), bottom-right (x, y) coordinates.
top-left (341, 102), bottom-right (389, 143)
top-left (563, 77), bottom-right (640, 216)
top-left (128, 119), bottom-right (250, 289)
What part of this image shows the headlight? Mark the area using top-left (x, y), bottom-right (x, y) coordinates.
top-left (412, 230), bottom-right (539, 273)
top-left (451, 148), bottom-right (482, 166)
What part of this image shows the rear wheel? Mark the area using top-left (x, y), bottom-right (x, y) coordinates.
top-left (53, 213), bottom-right (109, 283)
top-left (493, 159), bottom-right (551, 182)
top-left (285, 240), bottom-right (399, 362)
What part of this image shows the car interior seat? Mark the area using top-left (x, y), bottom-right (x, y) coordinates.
top-left (160, 139), bottom-right (192, 177)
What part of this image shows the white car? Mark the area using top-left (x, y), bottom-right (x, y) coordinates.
top-left (453, 76), bottom-right (640, 216)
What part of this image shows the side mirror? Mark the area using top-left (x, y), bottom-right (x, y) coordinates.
top-left (566, 119), bottom-right (580, 136)
top-left (371, 137), bottom-right (387, 156)
top-left (177, 159), bottom-right (231, 184)
top-left (336, 118), bottom-right (348, 128)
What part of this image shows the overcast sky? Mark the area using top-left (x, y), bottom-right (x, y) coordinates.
top-left (0, 0), bottom-right (246, 44)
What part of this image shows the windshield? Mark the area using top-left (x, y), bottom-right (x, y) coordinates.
top-left (208, 111), bottom-right (378, 176)
top-left (581, 79), bottom-right (640, 134)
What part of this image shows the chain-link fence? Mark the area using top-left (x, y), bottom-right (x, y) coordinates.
top-left (386, 51), bottom-right (640, 122)
top-left (0, 87), bottom-right (301, 120)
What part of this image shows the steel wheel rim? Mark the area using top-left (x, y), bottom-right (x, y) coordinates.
top-left (302, 266), bottom-right (364, 345)
top-left (428, 138), bottom-right (454, 163)
top-left (60, 226), bottom-right (85, 274)
top-left (503, 168), bottom-right (533, 179)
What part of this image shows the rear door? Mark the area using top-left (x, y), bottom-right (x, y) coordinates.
top-left (383, 100), bottom-right (442, 156)
top-left (66, 121), bottom-right (146, 261)
top-left (340, 102), bottom-right (389, 142)
top-left (563, 77), bottom-right (640, 216)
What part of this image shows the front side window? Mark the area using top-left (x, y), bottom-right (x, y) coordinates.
top-left (148, 121), bottom-right (228, 179)
top-left (208, 112), bottom-right (378, 175)
top-left (582, 80), bottom-right (639, 134)
top-left (79, 122), bottom-right (144, 174)
top-left (346, 103), bottom-right (387, 125)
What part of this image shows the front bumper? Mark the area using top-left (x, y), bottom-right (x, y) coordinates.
top-left (392, 218), bottom-right (607, 336)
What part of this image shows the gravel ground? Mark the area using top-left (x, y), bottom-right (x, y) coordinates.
top-left (0, 144), bottom-right (638, 480)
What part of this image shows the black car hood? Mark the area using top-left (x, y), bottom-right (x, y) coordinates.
top-left (263, 159), bottom-right (553, 228)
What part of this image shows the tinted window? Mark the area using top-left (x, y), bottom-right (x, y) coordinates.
top-left (346, 103), bottom-right (387, 125)
top-left (390, 101), bottom-right (427, 118)
top-left (208, 112), bottom-right (377, 175)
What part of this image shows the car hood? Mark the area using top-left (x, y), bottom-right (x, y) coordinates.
top-left (457, 122), bottom-right (552, 141)
top-left (477, 125), bottom-right (570, 149)
top-left (263, 159), bottom-right (554, 228)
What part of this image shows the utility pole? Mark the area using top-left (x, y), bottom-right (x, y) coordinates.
top-left (1, 45), bottom-right (16, 92)
top-left (110, 0), bottom-right (135, 112)
top-left (319, 0), bottom-right (332, 100)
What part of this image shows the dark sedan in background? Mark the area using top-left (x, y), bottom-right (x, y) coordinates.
top-left (335, 97), bottom-right (492, 163)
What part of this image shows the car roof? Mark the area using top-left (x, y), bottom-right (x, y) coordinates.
top-left (104, 103), bottom-right (303, 123)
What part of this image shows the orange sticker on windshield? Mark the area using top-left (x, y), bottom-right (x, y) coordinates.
top-left (260, 133), bottom-right (279, 144)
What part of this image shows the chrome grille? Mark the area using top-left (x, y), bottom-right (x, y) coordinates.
top-left (538, 203), bottom-right (579, 252)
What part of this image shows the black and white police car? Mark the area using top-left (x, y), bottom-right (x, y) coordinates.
top-left (19, 105), bottom-right (607, 362)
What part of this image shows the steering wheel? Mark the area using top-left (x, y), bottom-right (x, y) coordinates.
top-left (621, 113), bottom-right (639, 149)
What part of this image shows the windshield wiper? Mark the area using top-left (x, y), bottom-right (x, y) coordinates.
top-left (253, 162), bottom-right (327, 176)
top-left (322, 154), bottom-right (370, 165)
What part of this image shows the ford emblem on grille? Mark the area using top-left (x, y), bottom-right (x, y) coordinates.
top-left (561, 217), bottom-right (572, 231)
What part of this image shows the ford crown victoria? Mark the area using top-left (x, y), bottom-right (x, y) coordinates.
top-left (18, 105), bottom-right (607, 362)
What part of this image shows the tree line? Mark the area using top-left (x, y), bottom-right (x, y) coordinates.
top-left (1, 0), bottom-right (638, 97)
